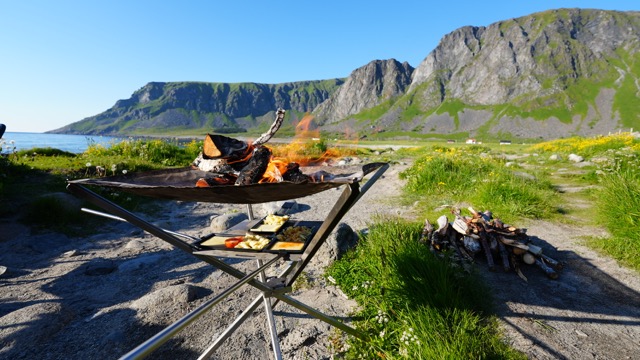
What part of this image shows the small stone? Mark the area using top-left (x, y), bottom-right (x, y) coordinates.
top-left (575, 329), bottom-right (588, 337)
top-left (83, 259), bottom-right (117, 276)
top-left (568, 154), bottom-right (584, 163)
top-left (209, 213), bottom-right (248, 232)
top-left (0, 265), bottom-right (8, 277)
top-left (63, 250), bottom-right (80, 257)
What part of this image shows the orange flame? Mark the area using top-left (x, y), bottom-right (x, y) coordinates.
top-left (258, 113), bottom-right (339, 183)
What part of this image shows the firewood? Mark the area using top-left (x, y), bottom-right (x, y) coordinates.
top-left (234, 146), bottom-right (272, 185)
top-left (203, 134), bottom-right (251, 161)
top-left (479, 234), bottom-right (496, 271)
top-left (511, 253), bottom-right (528, 282)
top-left (420, 219), bottom-right (434, 245)
top-left (498, 241), bottom-right (511, 272)
top-left (452, 218), bottom-right (469, 235)
top-left (281, 162), bottom-right (311, 184)
top-left (541, 254), bottom-right (563, 270)
top-left (252, 108), bottom-right (286, 147)
top-left (535, 258), bottom-right (559, 279)
top-left (436, 215), bottom-right (449, 235)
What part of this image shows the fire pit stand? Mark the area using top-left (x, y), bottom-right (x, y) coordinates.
top-left (66, 162), bottom-right (389, 360)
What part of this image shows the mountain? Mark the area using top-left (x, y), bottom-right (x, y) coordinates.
top-left (51, 80), bottom-right (343, 136)
top-left (51, 8), bottom-right (640, 140)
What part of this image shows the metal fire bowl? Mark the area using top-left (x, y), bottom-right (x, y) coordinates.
top-left (67, 162), bottom-right (387, 204)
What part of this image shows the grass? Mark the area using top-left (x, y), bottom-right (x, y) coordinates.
top-left (326, 219), bottom-right (525, 359)
top-left (398, 145), bottom-right (560, 223)
top-left (526, 133), bottom-right (640, 271)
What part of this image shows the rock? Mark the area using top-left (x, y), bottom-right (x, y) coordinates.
top-left (568, 154), bottom-right (584, 163)
top-left (314, 223), bottom-right (357, 268)
top-left (82, 259), bottom-right (117, 276)
top-left (549, 154), bottom-right (561, 161)
top-left (124, 239), bottom-right (146, 251)
top-left (513, 171), bottom-right (537, 181)
top-left (63, 250), bottom-right (80, 257)
top-left (118, 253), bottom-right (164, 272)
top-left (0, 265), bottom-right (8, 277)
top-left (209, 213), bottom-right (248, 232)
top-left (574, 161), bottom-right (594, 168)
top-left (131, 284), bottom-right (197, 311)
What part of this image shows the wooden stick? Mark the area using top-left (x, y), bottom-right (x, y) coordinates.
top-left (478, 231), bottom-right (496, 271)
top-left (541, 253), bottom-right (563, 270)
top-left (497, 241), bottom-right (511, 272)
top-left (420, 219), bottom-right (434, 246)
top-left (253, 108), bottom-right (286, 146)
top-left (535, 258), bottom-right (559, 279)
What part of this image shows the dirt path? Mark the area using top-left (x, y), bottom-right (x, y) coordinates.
top-left (1, 161), bottom-right (639, 359)
top-left (480, 169), bottom-right (640, 359)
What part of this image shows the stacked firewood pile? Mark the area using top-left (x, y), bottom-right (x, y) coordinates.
top-left (420, 207), bottom-right (563, 280)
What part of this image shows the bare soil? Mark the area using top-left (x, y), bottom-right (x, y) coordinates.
top-left (1, 161), bottom-right (639, 359)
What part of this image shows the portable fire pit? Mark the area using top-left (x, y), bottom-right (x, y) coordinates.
top-left (67, 152), bottom-right (388, 359)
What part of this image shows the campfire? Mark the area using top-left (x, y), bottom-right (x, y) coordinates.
top-left (192, 109), bottom-right (334, 186)
top-left (421, 207), bottom-right (563, 281)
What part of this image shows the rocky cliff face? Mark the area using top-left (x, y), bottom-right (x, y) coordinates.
top-left (318, 8), bottom-right (640, 139)
top-left (313, 59), bottom-right (413, 123)
top-left (409, 8), bottom-right (640, 107)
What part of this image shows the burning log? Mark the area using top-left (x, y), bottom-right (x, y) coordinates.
top-left (424, 207), bottom-right (564, 280)
top-left (281, 163), bottom-right (311, 184)
top-left (203, 134), bottom-right (251, 162)
top-left (235, 146), bottom-right (272, 185)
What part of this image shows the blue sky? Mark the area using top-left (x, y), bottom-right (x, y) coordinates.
top-left (1, 1), bottom-right (637, 133)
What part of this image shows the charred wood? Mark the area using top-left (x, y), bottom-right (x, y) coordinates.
top-left (281, 162), bottom-right (311, 184)
top-left (235, 146), bottom-right (272, 185)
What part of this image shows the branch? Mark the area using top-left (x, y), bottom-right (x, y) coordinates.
top-left (253, 108), bottom-right (286, 146)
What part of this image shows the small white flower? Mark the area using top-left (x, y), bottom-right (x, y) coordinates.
top-left (111, 164), bottom-right (117, 171)
top-left (86, 162), bottom-right (92, 167)
top-left (122, 170), bottom-right (128, 174)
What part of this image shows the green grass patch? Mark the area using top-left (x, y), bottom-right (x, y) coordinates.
top-left (591, 156), bottom-right (640, 271)
top-left (398, 145), bottom-right (559, 222)
top-left (326, 219), bottom-right (524, 359)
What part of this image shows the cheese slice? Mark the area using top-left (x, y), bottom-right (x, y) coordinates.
top-left (200, 236), bottom-right (232, 247)
top-left (270, 241), bottom-right (305, 251)
top-left (251, 223), bottom-right (282, 232)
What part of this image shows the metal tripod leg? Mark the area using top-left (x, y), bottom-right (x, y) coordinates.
top-left (259, 259), bottom-right (283, 359)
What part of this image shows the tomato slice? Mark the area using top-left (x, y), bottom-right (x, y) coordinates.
top-left (225, 237), bottom-right (243, 248)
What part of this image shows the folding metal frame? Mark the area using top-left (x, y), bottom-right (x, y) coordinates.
top-left (66, 162), bottom-right (388, 359)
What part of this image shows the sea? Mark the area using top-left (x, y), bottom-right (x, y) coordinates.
top-left (0, 132), bottom-right (125, 154)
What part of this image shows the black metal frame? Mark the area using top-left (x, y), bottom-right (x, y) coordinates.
top-left (66, 162), bottom-right (388, 360)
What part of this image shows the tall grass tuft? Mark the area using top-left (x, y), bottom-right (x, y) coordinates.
top-left (590, 148), bottom-right (640, 270)
top-left (327, 218), bottom-right (523, 359)
top-left (399, 146), bottom-right (558, 222)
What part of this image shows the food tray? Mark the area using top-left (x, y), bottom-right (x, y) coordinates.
top-left (265, 221), bottom-right (320, 254)
top-left (198, 234), bottom-right (273, 252)
top-left (249, 215), bottom-right (291, 233)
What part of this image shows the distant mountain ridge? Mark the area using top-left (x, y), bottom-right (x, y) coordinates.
top-left (51, 8), bottom-right (640, 140)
